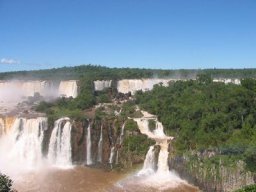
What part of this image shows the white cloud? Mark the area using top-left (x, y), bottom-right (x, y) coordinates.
top-left (0, 58), bottom-right (20, 64)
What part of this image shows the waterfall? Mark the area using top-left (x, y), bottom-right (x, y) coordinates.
top-left (138, 146), bottom-right (155, 175)
top-left (127, 110), bottom-right (187, 190)
top-left (11, 118), bottom-right (46, 168)
top-left (117, 79), bottom-right (172, 95)
top-left (157, 145), bottom-right (169, 173)
top-left (0, 118), bottom-right (4, 136)
top-left (115, 122), bottom-right (126, 164)
top-left (48, 117), bottom-right (72, 167)
top-left (58, 80), bottom-right (78, 98)
top-left (109, 146), bottom-right (115, 164)
top-left (0, 117), bottom-right (47, 174)
top-left (0, 80), bottom-right (54, 100)
top-left (119, 122), bottom-right (126, 145)
top-left (94, 80), bottom-right (112, 91)
top-left (97, 125), bottom-right (103, 162)
top-left (134, 110), bottom-right (175, 175)
top-left (86, 124), bottom-right (93, 165)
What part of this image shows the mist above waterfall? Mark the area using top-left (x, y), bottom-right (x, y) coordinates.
top-left (0, 80), bottom-right (78, 111)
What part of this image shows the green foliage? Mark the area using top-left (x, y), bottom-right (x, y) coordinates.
top-left (123, 134), bottom-right (154, 155)
top-left (1, 65), bottom-right (256, 81)
top-left (244, 146), bottom-right (256, 172)
top-left (136, 80), bottom-right (256, 170)
top-left (125, 119), bottom-right (138, 132)
top-left (0, 173), bottom-right (13, 192)
top-left (120, 100), bottom-right (142, 118)
top-left (234, 184), bottom-right (256, 192)
top-left (196, 73), bottom-right (212, 84)
top-left (241, 78), bottom-right (256, 92)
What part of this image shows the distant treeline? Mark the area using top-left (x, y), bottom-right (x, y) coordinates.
top-left (0, 64), bottom-right (256, 80)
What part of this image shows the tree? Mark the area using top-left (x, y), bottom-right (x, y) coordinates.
top-left (196, 73), bottom-right (212, 84)
top-left (0, 173), bottom-right (14, 192)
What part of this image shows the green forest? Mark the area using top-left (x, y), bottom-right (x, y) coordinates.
top-left (135, 76), bottom-right (256, 172)
top-left (1, 64), bottom-right (256, 80)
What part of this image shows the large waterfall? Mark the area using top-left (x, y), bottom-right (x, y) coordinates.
top-left (94, 80), bottom-right (112, 91)
top-left (58, 80), bottom-right (78, 98)
top-left (0, 80), bottom-right (78, 103)
top-left (0, 117), bottom-right (47, 174)
top-left (117, 79), bottom-right (172, 95)
top-left (48, 117), bottom-right (72, 167)
top-left (86, 124), bottom-right (93, 165)
top-left (0, 80), bottom-right (52, 102)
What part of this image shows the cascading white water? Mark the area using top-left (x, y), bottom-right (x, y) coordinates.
top-left (86, 124), bottom-right (93, 165)
top-left (0, 117), bottom-right (47, 175)
top-left (97, 125), bottom-right (103, 162)
top-left (58, 80), bottom-right (78, 98)
top-left (138, 145), bottom-right (156, 176)
top-left (48, 117), bottom-right (72, 167)
top-left (130, 110), bottom-right (186, 190)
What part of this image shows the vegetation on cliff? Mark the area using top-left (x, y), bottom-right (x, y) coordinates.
top-left (235, 184), bottom-right (256, 192)
top-left (135, 76), bottom-right (256, 172)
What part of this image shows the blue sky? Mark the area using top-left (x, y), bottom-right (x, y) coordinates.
top-left (0, 0), bottom-right (256, 72)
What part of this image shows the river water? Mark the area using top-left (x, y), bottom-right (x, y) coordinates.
top-left (13, 166), bottom-right (199, 192)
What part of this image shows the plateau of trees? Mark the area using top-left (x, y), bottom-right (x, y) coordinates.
top-left (135, 76), bottom-right (256, 172)
top-left (1, 64), bottom-right (256, 81)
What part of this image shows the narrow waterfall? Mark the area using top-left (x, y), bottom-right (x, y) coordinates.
top-left (97, 125), bottom-right (103, 162)
top-left (119, 122), bottom-right (126, 145)
top-left (0, 118), bottom-right (4, 136)
top-left (0, 117), bottom-right (47, 173)
top-left (86, 124), bottom-right (93, 165)
top-left (157, 145), bottom-right (169, 173)
top-left (138, 146), bottom-right (155, 175)
top-left (48, 117), bottom-right (72, 167)
top-left (109, 146), bottom-right (115, 166)
top-left (115, 122), bottom-right (126, 164)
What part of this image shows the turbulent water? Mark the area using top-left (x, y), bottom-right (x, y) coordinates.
top-left (0, 117), bottom-right (47, 175)
top-left (0, 111), bottom-right (198, 192)
top-left (119, 110), bottom-right (195, 191)
top-left (48, 117), bottom-right (72, 167)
